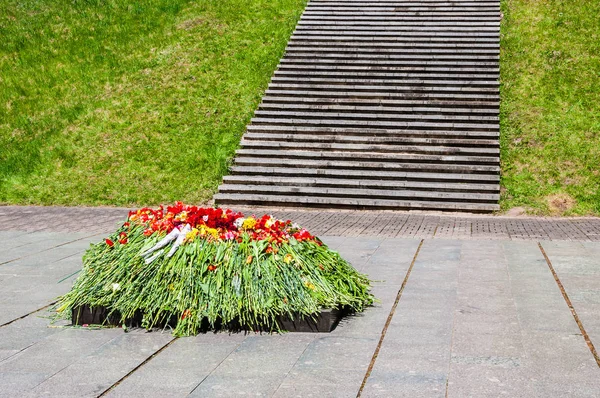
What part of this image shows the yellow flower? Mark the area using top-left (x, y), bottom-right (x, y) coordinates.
top-left (305, 281), bottom-right (315, 290)
top-left (242, 217), bottom-right (257, 230)
top-left (283, 254), bottom-right (293, 264)
top-left (175, 211), bottom-right (188, 222)
top-left (246, 255), bottom-right (253, 264)
top-left (185, 228), bottom-right (199, 242)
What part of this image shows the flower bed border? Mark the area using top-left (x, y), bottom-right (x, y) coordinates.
top-left (71, 305), bottom-right (347, 333)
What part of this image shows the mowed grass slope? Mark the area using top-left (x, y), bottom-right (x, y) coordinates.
top-left (0, 0), bottom-right (305, 206)
top-left (500, 0), bottom-right (600, 215)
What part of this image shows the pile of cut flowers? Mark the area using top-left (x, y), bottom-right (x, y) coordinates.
top-left (55, 203), bottom-right (374, 336)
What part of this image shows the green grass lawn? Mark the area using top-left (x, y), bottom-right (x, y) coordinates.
top-left (0, 0), bottom-right (305, 206)
top-left (500, 0), bottom-right (600, 215)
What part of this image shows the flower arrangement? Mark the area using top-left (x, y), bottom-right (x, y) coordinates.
top-left (55, 203), bottom-right (374, 336)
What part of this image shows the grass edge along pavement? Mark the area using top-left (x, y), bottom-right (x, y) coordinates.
top-left (53, 203), bottom-right (374, 336)
top-left (500, 0), bottom-right (600, 216)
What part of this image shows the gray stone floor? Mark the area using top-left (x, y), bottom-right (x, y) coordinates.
top-left (1, 207), bottom-right (600, 397)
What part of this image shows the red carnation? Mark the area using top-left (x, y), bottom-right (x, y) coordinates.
top-left (105, 239), bottom-right (114, 247)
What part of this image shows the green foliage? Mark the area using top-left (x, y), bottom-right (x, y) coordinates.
top-left (500, 0), bottom-right (600, 214)
top-left (55, 225), bottom-right (374, 336)
top-left (0, 0), bottom-right (305, 205)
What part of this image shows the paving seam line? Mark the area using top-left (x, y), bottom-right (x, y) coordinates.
top-left (0, 342), bottom-right (36, 364)
top-left (271, 334), bottom-right (318, 396)
top-left (444, 238), bottom-right (462, 398)
top-left (0, 301), bottom-right (57, 328)
top-left (537, 242), bottom-right (600, 368)
top-left (187, 337), bottom-right (247, 396)
top-left (0, 231), bottom-right (106, 266)
top-left (97, 336), bottom-right (179, 397)
top-left (356, 239), bottom-right (425, 397)
top-left (29, 334), bottom-right (121, 393)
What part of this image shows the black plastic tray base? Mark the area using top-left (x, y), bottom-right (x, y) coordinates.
top-left (72, 305), bottom-right (347, 333)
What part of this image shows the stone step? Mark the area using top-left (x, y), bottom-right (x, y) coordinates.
top-left (267, 83), bottom-right (499, 94)
top-left (276, 62), bottom-right (500, 72)
top-left (305, 2), bottom-right (499, 6)
top-left (291, 30), bottom-right (498, 37)
top-left (239, 139), bottom-right (499, 156)
top-left (301, 12), bottom-right (499, 17)
top-left (246, 125), bottom-right (499, 139)
top-left (218, 184), bottom-right (500, 202)
top-left (271, 77), bottom-right (498, 87)
top-left (284, 52), bottom-right (499, 61)
top-left (287, 40), bottom-right (499, 49)
top-left (307, 1), bottom-right (498, 3)
top-left (303, 8), bottom-right (500, 13)
top-left (290, 34), bottom-right (499, 42)
top-left (264, 89), bottom-right (498, 102)
top-left (235, 148), bottom-right (498, 164)
top-left (298, 20), bottom-right (500, 27)
top-left (259, 101), bottom-right (498, 115)
top-left (213, 193), bottom-right (500, 212)
top-left (243, 132), bottom-right (498, 148)
top-left (307, 1), bottom-right (497, 3)
top-left (229, 166), bottom-right (500, 183)
top-left (285, 49), bottom-right (499, 58)
top-left (253, 110), bottom-right (499, 123)
top-left (269, 84), bottom-right (499, 94)
top-left (233, 156), bottom-right (500, 173)
top-left (221, 175), bottom-right (500, 193)
top-left (279, 57), bottom-right (498, 66)
top-left (295, 25), bottom-right (499, 32)
top-left (250, 117), bottom-right (499, 132)
top-left (305, 9), bottom-right (498, 12)
top-left (307, 2), bottom-right (499, 6)
top-left (261, 96), bottom-right (499, 110)
top-left (300, 18), bottom-right (500, 25)
top-left (286, 45), bottom-right (499, 54)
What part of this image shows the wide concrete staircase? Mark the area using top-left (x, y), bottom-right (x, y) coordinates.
top-left (215, 0), bottom-right (500, 212)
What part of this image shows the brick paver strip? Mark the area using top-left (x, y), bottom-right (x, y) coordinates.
top-left (2, 206), bottom-right (600, 241)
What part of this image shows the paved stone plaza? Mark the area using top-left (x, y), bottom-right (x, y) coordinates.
top-left (1, 206), bottom-right (600, 397)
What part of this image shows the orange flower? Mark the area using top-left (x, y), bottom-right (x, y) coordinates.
top-left (246, 255), bottom-right (253, 264)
